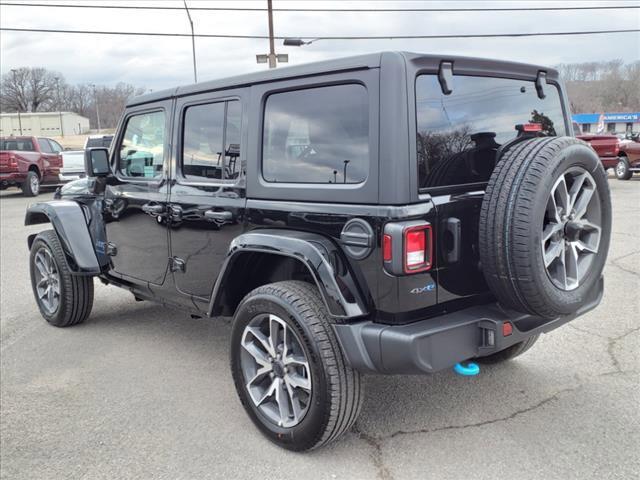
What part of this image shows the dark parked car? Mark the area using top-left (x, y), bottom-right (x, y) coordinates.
top-left (25, 52), bottom-right (611, 451)
top-left (1, 136), bottom-right (66, 196)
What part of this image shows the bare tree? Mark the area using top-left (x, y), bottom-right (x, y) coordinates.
top-left (0, 67), bottom-right (30, 112)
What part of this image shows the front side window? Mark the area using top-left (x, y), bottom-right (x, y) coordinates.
top-left (416, 75), bottom-right (567, 189)
top-left (38, 138), bottom-right (53, 153)
top-left (181, 100), bottom-right (241, 181)
top-left (262, 84), bottom-right (369, 184)
top-left (118, 111), bottom-right (165, 178)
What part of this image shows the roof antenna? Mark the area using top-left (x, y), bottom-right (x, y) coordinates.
top-left (438, 61), bottom-right (453, 95)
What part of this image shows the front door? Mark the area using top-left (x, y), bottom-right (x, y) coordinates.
top-left (168, 91), bottom-right (246, 308)
top-left (104, 102), bottom-right (172, 286)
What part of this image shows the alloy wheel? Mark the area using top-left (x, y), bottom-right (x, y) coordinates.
top-left (240, 314), bottom-right (312, 428)
top-left (34, 247), bottom-right (60, 314)
top-left (542, 167), bottom-right (602, 291)
top-left (30, 175), bottom-right (40, 195)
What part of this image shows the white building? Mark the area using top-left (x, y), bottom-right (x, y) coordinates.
top-left (0, 111), bottom-right (90, 137)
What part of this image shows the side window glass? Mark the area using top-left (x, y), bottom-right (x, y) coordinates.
top-left (118, 111), bottom-right (165, 178)
top-left (181, 99), bottom-right (241, 181)
top-left (262, 84), bottom-right (369, 184)
top-left (38, 138), bottom-right (53, 153)
top-left (48, 139), bottom-right (63, 153)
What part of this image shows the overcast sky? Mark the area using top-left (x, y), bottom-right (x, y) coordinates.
top-left (1, 0), bottom-right (638, 92)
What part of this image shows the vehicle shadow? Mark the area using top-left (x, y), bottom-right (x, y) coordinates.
top-left (79, 300), bottom-right (560, 441)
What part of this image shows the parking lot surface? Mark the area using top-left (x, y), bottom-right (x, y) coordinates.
top-left (1, 178), bottom-right (638, 480)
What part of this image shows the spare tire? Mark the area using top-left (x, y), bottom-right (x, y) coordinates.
top-left (479, 137), bottom-right (611, 319)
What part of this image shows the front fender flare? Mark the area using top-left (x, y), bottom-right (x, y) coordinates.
top-left (25, 200), bottom-right (101, 275)
top-left (210, 229), bottom-right (369, 320)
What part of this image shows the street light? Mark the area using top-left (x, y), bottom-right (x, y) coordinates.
top-left (10, 69), bottom-right (23, 135)
top-left (54, 76), bottom-right (64, 137)
top-left (283, 38), bottom-right (319, 47)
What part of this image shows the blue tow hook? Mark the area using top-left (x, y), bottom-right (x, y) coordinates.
top-left (454, 362), bottom-right (480, 376)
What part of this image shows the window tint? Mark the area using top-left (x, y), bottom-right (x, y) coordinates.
top-left (416, 75), bottom-right (567, 189)
top-left (182, 100), bottom-right (241, 181)
top-left (0, 139), bottom-right (34, 151)
top-left (38, 138), bottom-right (53, 153)
top-left (118, 111), bottom-right (165, 178)
top-left (262, 84), bottom-right (369, 184)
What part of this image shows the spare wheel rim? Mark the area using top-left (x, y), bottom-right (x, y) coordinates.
top-left (542, 167), bottom-right (602, 291)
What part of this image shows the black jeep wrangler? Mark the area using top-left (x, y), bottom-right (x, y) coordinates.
top-left (26, 52), bottom-right (611, 451)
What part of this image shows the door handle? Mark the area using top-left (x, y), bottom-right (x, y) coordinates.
top-left (204, 210), bottom-right (232, 222)
top-left (142, 203), bottom-right (165, 214)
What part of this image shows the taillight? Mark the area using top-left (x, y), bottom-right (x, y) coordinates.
top-left (403, 225), bottom-right (432, 273)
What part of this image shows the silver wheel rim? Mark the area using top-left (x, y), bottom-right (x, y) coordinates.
top-left (240, 314), bottom-right (312, 428)
top-left (542, 167), bottom-right (602, 291)
top-left (34, 247), bottom-right (60, 314)
top-left (30, 175), bottom-right (39, 194)
top-left (616, 161), bottom-right (626, 176)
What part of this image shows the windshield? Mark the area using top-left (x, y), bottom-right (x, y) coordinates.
top-left (416, 74), bottom-right (566, 189)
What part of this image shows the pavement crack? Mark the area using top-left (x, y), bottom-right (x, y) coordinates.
top-left (353, 426), bottom-right (393, 480)
top-left (607, 250), bottom-right (640, 279)
top-left (606, 326), bottom-right (640, 373)
top-left (385, 386), bottom-right (579, 439)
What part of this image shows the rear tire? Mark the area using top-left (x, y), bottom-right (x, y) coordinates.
top-left (230, 280), bottom-right (363, 451)
top-left (615, 156), bottom-right (633, 180)
top-left (477, 335), bottom-right (540, 364)
top-left (29, 230), bottom-right (94, 327)
top-left (21, 171), bottom-right (40, 197)
top-left (480, 137), bottom-right (611, 318)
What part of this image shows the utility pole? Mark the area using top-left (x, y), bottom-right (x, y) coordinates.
top-left (256, 0), bottom-right (287, 68)
top-left (10, 69), bottom-right (23, 135)
top-left (183, 0), bottom-right (198, 83)
top-left (267, 0), bottom-right (276, 68)
top-left (54, 76), bottom-right (64, 137)
top-left (90, 84), bottom-right (101, 133)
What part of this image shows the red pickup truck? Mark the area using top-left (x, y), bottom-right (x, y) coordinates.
top-left (578, 133), bottom-right (640, 180)
top-left (0, 136), bottom-right (68, 196)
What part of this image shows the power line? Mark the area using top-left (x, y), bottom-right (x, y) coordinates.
top-left (1, 2), bottom-right (639, 12)
top-left (1, 27), bottom-right (638, 40)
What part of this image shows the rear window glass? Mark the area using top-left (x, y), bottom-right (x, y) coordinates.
top-left (416, 75), bottom-right (566, 189)
top-left (262, 84), bottom-right (369, 184)
top-left (1, 138), bottom-right (35, 151)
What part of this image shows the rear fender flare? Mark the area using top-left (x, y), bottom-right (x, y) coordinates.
top-left (25, 200), bottom-right (101, 275)
top-left (210, 229), bottom-right (369, 320)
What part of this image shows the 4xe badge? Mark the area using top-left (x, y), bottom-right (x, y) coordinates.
top-left (410, 283), bottom-right (436, 294)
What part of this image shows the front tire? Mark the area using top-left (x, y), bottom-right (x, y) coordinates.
top-left (21, 171), bottom-right (40, 196)
top-left (230, 281), bottom-right (363, 451)
top-left (615, 156), bottom-right (633, 180)
top-left (29, 230), bottom-right (94, 327)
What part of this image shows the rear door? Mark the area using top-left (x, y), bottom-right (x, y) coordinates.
top-left (167, 89), bottom-right (247, 310)
top-left (414, 73), bottom-right (568, 304)
top-left (37, 138), bottom-right (63, 182)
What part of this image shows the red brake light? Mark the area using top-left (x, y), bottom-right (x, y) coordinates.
top-left (403, 225), bottom-right (432, 273)
top-left (502, 322), bottom-right (513, 337)
top-left (383, 234), bottom-right (392, 262)
top-left (522, 123), bottom-right (542, 132)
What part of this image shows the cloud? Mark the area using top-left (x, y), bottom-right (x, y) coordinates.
top-left (1, 0), bottom-right (638, 91)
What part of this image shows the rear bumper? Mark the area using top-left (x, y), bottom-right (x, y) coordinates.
top-left (0, 172), bottom-right (26, 185)
top-left (334, 276), bottom-right (604, 374)
top-left (58, 171), bottom-right (85, 182)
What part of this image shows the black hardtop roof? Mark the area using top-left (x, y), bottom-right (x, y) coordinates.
top-left (129, 51), bottom-right (557, 107)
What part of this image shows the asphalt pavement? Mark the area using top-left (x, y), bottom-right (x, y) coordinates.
top-left (1, 178), bottom-right (638, 480)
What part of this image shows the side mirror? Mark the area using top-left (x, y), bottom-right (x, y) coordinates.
top-left (84, 148), bottom-right (111, 177)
